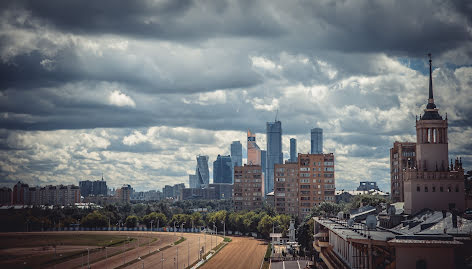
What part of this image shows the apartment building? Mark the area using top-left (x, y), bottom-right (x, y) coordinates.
top-left (390, 141), bottom-right (416, 202)
top-left (233, 165), bottom-right (264, 211)
top-left (274, 162), bottom-right (299, 217)
top-left (298, 153), bottom-right (335, 219)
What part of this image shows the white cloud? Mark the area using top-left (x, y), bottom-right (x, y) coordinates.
top-left (108, 90), bottom-right (136, 108)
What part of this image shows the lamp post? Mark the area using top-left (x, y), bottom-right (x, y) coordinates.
top-left (173, 222), bottom-right (176, 240)
top-left (150, 220), bottom-right (154, 233)
top-left (87, 248), bottom-right (90, 268)
top-left (181, 222), bottom-right (185, 238)
top-left (221, 220), bottom-right (225, 238)
top-left (176, 246), bottom-right (179, 269)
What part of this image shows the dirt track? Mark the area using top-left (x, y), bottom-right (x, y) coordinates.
top-left (200, 236), bottom-right (267, 269)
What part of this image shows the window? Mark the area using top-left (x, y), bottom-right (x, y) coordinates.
top-left (417, 186), bottom-right (420, 192)
top-left (276, 178), bottom-right (285, 182)
top-left (455, 185), bottom-right (459, 192)
top-left (300, 167), bottom-right (310, 171)
top-left (440, 186), bottom-right (444, 192)
top-left (447, 186), bottom-right (451, 192)
top-left (432, 186), bottom-right (436, 192)
top-left (300, 185), bottom-right (310, 189)
top-left (324, 167), bottom-right (334, 172)
top-left (300, 173), bottom-right (310, 177)
top-left (424, 186), bottom-right (428, 192)
top-left (300, 179), bottom-right (310, 183)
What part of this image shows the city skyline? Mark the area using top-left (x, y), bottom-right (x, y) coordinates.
top-left (1, 1), bottom-right (471, 193)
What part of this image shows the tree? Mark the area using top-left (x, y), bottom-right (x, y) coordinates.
top-left (142, 212), bottom-right (167, 228)
top-left (311, 202), bottom-right (344, 218)
top-left (297, 218), bottom-right (314, 256)
top-left (125, 215), bottom-right (139, 228)
top-left (81, 211), bottom-right (108, 228)
top-left (257, 215), bottom-right (274, 239)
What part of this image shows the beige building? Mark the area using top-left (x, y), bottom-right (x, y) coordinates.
top-left (115, 184), bottom-right (131, 203)
top-left (403, 55), bottom-right (465, 215)
top-left (298, 153), bottom-right (335, 219)
top-left (247, 129), bottom-right (261, 165)
top-left (390, 141), bottom-right (416, 202)
top-left (274, 162), bottom-right (299, 217)
top-left (233, 164), bottom-right (263, 211)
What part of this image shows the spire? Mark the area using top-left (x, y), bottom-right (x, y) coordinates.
top-left (427, 53), bottom-right (436, 109)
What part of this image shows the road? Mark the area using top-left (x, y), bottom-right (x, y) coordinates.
top-left (200, 236), bottom-right (267, 269)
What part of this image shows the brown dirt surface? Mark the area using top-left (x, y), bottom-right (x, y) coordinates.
top-left (200, 236), bottom-right (267, 269)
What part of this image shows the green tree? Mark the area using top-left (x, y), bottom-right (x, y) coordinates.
top-left (81, 211), bottom-right (108, 228)
top-left (125, 215), bottom-right (139, 228)
top-left (142, 212), bottom-right (167, 228)
top-left (257, 215), bottom-right (274, 239)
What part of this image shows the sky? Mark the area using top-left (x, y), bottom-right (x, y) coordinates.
top-left (1, 0), bottom-right (471, 192)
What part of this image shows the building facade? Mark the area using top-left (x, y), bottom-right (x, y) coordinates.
top-left (289, 138), bottom-right (297, 163)
top-left (0, 187), bottom-right (11, 205)
top-left (311, 128), bottom-right (323, 154)
top-left (195, 155), bottom-right (210, 188)
top-left (189, 174), bottom-right (197, 189)
top-left (403, 55), bottom-right (465, 214)
top-left (298, 153), bottom-right (335, 219)
top-left (390, 141), bottom-right (416, 202)
top-left (213, 155), bottom-right (233, 184)
top-left (233, 165), bottom-right (264, 211)
top-left (274, 162), bottom-right (299, 217)
top-left (356, 181), bottom-right (380, 192)
top-left (266, 120), bottom-right (283, 196)
top-left (79, 179), bottom-right (107, 197)
top-left (247, 129), bottom-right (261, 165)
top-left (230, 141), bottom-right (243, 167)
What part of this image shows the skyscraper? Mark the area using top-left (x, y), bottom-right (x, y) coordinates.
top-left (260, 150), bottom-right (266, 178)
top-left (189, 174), bottom-right (197, 188)
top-left (247, 129), bottom-right (261, 165)
top-left (213, 155), bottom-right (233, 184)
top-left (266, 120), bottom-right (283, 196)
top-left (230, 141), bottom-right (243, 167)
top-left (289, 138), bottom-right (297, 162)
top-left (311, 128), bottom-right (323, 154)
top-left (195, 155), bottom-right (209, 188)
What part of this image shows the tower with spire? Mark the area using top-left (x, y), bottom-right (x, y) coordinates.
top-left (403, 54), bottom-right (465, 214)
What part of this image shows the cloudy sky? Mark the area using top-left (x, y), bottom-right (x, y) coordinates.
top-left (1, 0), bottom-right (471, 192)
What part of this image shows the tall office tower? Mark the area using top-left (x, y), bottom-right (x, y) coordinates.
top-left (189, 174), bottom-right (197, 188)
top-left (195, 155), bottom-right (210, 188)
top-left (274, 161), bottom-right (299, 217)
top-left (403, 54), bottom-right (464, 214)
top-left (266, 120), bottom-right (283, 196)
top-left (233, 165), bottom-right (263, 211)
top-left (298, 153), bottom-right (335, 219)
top-left (213, 155), bottom-right (233, 184)
top-left (289, 138), bottom-right (297, 162)
top-left (230, 141), bottom-right (243, 167)
top-left (311, 128), bottom-right (323, 154)
top-left (260, 150), bottom-right (267, 177)
top-left (390, 141), bottom-right (416, 202)
top-left (247, 129), bottom-right (261, 165)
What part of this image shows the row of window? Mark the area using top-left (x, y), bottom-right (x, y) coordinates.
top-left (416, 185), bottom-right (460, 193)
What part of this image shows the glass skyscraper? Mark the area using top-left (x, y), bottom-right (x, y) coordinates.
top-left (195, 155), bottom-right (209, 188)
top-left (311, 128), bottom-right (323, 154)
top-left (266, 120), bottom-right (282, 196)
top-left (230, 141), bottom-right (243, 167)
top-left (289, 138), bottom-right (297, 162)
top-left (213, 155), bottom-right (233, 184)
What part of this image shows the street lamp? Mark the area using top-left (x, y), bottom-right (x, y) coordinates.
top-left (150, 220), bottom-right (154, 233)
top-left (173, 222), bottom-right (176, 239)
top-left (181, 222), bottom-right (185, 238)
top-left (221, 220), bottom-right (225, 238)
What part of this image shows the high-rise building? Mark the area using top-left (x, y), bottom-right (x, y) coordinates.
top-left (233, 165), bottom-right (263, 211)
top-left (230, 141), bottom-right (243, 167)
top-left (311, 128), bottom-right (323, 154)
top-left (289, 138), bottom-right (297, 162)
top-left (266, 120), bottom-right (283, 196)
top-left (79, 178), bottom-right (107, 197)
top-left (261, 150), bottom-right (266, 176)
top-left (115, 184), bottom-right (131, 203)
top-left (195, 155), bottom-right (210, 188)
top-left (274, 162), bottom-right (299, 217)
top-left (189, 175), bottom-right (197, 188)
top-left (163, 185), bottom-right (174, 198)
top-left (403, 55), bottom-right (465, 214)
top-left (213, 155), bottom-right (233, 184)
top-left (247, 129), bottom-right (261, 165)
top-left (390, 141), bottom-right (416, 202)
top-left (0, 187), bottom-right (11, 205)
top-left (298, 153), bottom-right (335, 219)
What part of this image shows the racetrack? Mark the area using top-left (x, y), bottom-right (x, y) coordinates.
top-left (200, 236), bottom-right (267, 269)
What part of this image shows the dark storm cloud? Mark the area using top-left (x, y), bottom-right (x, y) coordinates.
top-left (1, 0), bottom-right (285, 40)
